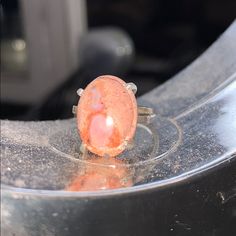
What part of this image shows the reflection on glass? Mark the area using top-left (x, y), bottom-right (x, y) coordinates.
top-left (66, 156), bottom-right (133, 191)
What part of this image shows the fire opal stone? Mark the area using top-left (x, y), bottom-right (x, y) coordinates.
top-left (77, 75), bottom-right (137, 156)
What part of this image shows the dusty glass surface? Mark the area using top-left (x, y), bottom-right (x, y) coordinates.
top-left (1, 115), bottom-right (181, 190)
top-left (1, 77), bottom-right (235, 192)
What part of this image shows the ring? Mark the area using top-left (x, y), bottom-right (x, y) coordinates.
top-left (72, 75), bottom-right (155, 157)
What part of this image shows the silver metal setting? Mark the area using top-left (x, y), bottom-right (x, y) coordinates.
top-left (72, 105), bottom-right (77, 115)
top-left (126, 139), bottom-right (135, 150)
top-left (80, 143), bottom-right (88, 158)
top-left (126, 82), bottom-right (137, 94)
top-left (137, 106), bottom-right (156, 124)
top-left (77, 88), bottom-right (84, 96)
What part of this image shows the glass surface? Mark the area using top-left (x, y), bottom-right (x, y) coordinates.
top-left (1, 116), bottom-right (181, 191)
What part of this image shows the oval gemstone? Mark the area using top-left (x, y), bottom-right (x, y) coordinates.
top-left (77, 75), bottom-right (137, 156)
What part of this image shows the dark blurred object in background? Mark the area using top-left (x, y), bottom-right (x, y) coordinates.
top-left (1, 0), bottom-right (87, 113)
top-left (80, 27), bottom-right (134, 78)
top-left (1, 0), bottom-right (236, 120)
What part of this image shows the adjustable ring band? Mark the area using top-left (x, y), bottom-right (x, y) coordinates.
top-left (137, 106), bottom-right (156, 124)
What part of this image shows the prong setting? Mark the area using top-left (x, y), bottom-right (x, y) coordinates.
top-left (80, 143), bottom-right (87, 155)
top-left (77, 88), bottom-right (84, 96)
top-left (72, 105), bottom-right (77, 115)
top-left (126, 82), bottom-right (137, 94)
top-left (126, 139), bottom-right (134, 150)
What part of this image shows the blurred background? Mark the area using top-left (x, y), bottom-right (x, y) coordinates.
top-left (1, 0), bottom-right (236, 121)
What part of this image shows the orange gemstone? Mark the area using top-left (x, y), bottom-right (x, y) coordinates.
top-left (66, 157), bottom-right (133, 191)
top-left (77, 75), bottom-right (137, 156)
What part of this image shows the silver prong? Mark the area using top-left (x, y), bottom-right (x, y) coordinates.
top-left (123, 140), bottom-right (128, 147)
top-left (121, 139), bottom-right (134, 151)
top-left (80, 143), bottom-right (87, 154)
top-left (72, 105), bottom-right (77, 115)
top-left (126, 82), bottom-right (137, 94)
top-left (77, 88), bottom-right (84, 96)
top-left (126, 139), bottom-right (134, 150)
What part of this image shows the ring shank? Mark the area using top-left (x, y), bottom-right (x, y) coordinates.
top-left (137, 106), bottom-right (156, 124)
